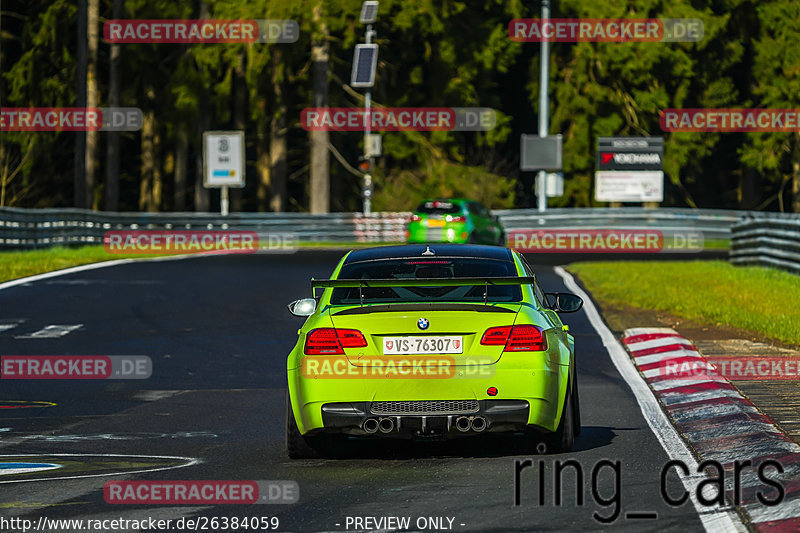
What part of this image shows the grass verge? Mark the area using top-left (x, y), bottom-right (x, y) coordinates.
top-left (568, 260), bottom-right (800, 346)
top-left (0, 246), bottom-right (154, 284)
top-left (0, 243), bottom-right (382, 284)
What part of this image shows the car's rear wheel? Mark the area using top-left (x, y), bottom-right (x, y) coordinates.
top-left (286, 393), bottom-right (348, 459)
top-left (572, 371), bottom-right (581, 437)
top-left (528, 379), bottom-right (575, 454)
top-left (286, 393), bottom-right (320, 459)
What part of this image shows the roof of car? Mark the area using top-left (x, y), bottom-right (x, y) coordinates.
top-left (416, 198), bottom-right (470, 205)
top-left (343, 244), bottom-right (513, 263)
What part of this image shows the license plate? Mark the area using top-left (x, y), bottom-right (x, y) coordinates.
top-left (427, 219), bottom-right (445, 227)
top-left (383, 336), bottom-right (463, 354)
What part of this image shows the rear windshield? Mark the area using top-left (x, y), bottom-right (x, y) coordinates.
top-left (330, 258), bottom-right (522, 304)
top-left (415, 201), bottom-right (462, 215)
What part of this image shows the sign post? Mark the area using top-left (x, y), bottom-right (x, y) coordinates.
top-left (203, 131), bottom-right (245, 215)
top-left (595, 137), bottom-right (664, 203)
top-left (352, 1), bottom-right (379, 215)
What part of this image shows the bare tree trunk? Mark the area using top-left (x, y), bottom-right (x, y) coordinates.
top-left (738, 168), bottom-right (757, 210)
top-left (194, 1), bottom-right (210, 212)
top-left (85, 0), bottom-right (99, 209)
top-left (256, 97), bottom-right (270, 212)
top-left (152, 123), bottom-right (162, 210)
top-left (270, 50), bottom-right (287, 212)
top-left (105, 0), bottom-right (121, 211)
top-left (230, 51), bottom-right (247, 212)
top-left (174, 125), bottom-right (188, 210)
top-left (793, 134), bottom-right (800, 213)
top-left (139, 110), bottom-right (154, 211)
top-left (194, 95), bottom-right (210, 211)
top-left (310, 2), bottom-right (329, 213)
top-left (74, 0), bottom-right (87, 208)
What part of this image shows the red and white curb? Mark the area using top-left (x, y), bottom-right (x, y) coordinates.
top-left (623, 327), bottom-right (800, 532)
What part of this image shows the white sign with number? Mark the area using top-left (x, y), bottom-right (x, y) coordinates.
top-left (595, 171), bottom-right (663, 202)
top-left (204, 131), bottom-right (245, 188)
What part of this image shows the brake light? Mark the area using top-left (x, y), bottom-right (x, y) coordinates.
top-left (337, 328), bottom-right (368, 347)
top-left (409, 214), bottom-right (422, 222)
top-left (304, 328), bottom-right (367, 355)
top-left (481, 326), bottom-right (512, 345)
top-left (480, 325), bottom-right (547, 351)
top-left (506, 325), bottom-right (547, 351)
top-left (446, 215), bottom-right (466, 222)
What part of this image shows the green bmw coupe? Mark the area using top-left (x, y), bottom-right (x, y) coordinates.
top-left (406, 199), bottom-right (506, 245)
top-left (285, 244), bottom-right (583, 458)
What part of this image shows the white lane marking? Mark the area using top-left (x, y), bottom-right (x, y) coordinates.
top-left (554, 266), bottom-right (744, 533)
top-left (0, 319), bottom-right (26, 333)
top-left (660, 388), bottom-right (741, 406)
top-left (746, 495), bottom-right (800, 523)
top-left (0, 462), bottom-right (62, 476)
top-left (0, 254), bottom-right (195, 292)
top-left (651, 376), bottom-right (728, 391)
top-left (634, 349), bottom-right (704, 366)
top-left (685, 421), bottom-right (784, 440)
top-left (0, 453), bottom-right (201, 484)
top-left (669, 402), bottom-right (760, 422)
top-left (642, 361), bottom-right (712, 379)
top-left (15, 324), bottom-right (83, 339)
top-left (624, 327), bottom-right (680, 336)
top-left (625, 337), bottom-right (694, 351)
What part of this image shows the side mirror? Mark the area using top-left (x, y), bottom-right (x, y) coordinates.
top-left (287, 298), bottom-right (317, 317)
top-left (544, 292), bottom-right (583, 313)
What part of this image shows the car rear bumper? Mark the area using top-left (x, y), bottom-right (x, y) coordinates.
top-left (287, 354), bottom-right (570, 436)
top-left (318, 399), bottom-right (530, 439)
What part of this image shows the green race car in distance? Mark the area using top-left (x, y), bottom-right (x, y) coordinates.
top-left (406, 199), bottom-right (506, 245)
top-left (285, 244), bottom-right (583, 458)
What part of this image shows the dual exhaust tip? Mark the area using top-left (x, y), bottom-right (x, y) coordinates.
top-left (363, 415), bottom-right (488, 434)
top-left (456, 415), bottom-right (487, 433)
top-left (363, 417), bottom-right (394, 434)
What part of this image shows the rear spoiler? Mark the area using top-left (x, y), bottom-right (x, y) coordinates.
top-left (311, 276), bottom-right (536, 305)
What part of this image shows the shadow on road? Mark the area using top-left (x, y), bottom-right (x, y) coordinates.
top-left (289, 426), bottom-right (621, 461)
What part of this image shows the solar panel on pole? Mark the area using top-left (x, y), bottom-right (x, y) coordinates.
top-left (351, 44), bottom-right (378, 88)
top-left (359, 1), bottom-right (378, 23)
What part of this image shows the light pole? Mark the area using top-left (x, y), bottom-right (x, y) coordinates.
top-left (352, 1), bottom-right (379, 215)
top-left (537, 0), bottom-right (551, 213)
top-left (363, 22), bottom-right (375, 215)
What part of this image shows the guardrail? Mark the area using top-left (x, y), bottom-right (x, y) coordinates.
top-left (0, 207), bottom-right (410, 248)
top-left (0, 205), bottom-right (795, 250)
top-left (730, 216), bottom-right (800, 275)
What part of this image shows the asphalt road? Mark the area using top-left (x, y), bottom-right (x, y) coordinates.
top-left (0, 251), bottom-right (711, 532)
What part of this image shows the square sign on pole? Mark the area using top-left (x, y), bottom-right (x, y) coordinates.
top-left (594, 136), bottom-right (663, 202)
top-left (366, 133), bottom-right (381, 157)
top-left (203, 131), bottom-right (245, 188)
top-left (351, 44), bottom-right (378, 88)
top-left (520, 134), bottom-right (562, 170)
top-left (203, 131), bottom-right (244, 216)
